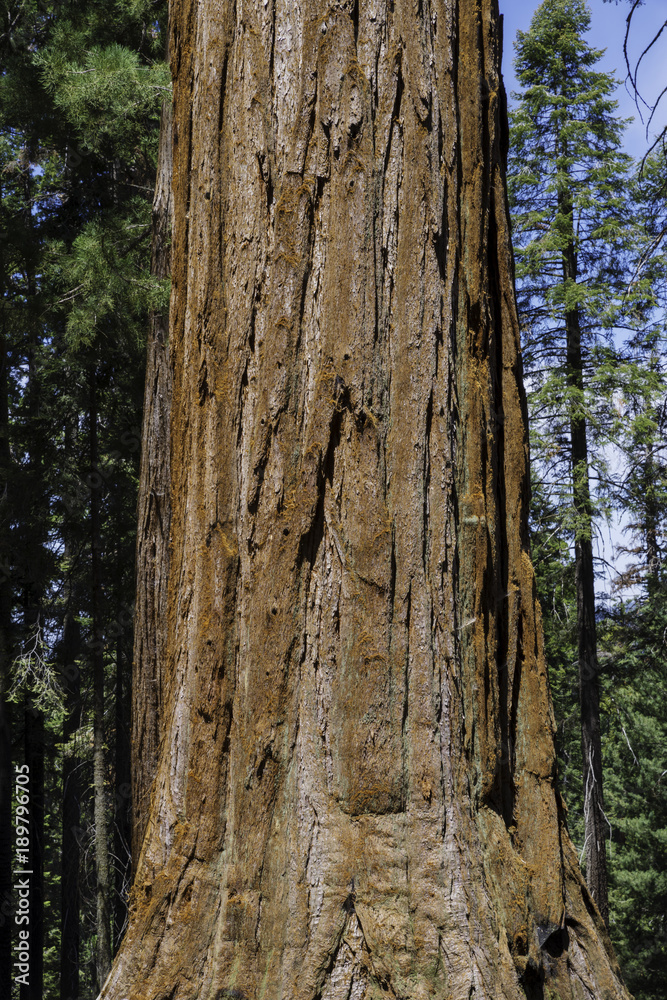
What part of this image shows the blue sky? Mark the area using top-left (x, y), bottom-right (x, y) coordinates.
top-left (501, 0), bottom-right (667, 160)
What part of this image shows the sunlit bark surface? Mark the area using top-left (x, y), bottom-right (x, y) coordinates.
top-left (105, 2), bottom-right (629, 997)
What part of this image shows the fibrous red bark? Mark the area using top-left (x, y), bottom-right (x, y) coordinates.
top-left (105, 2), bottom-right (630, 998)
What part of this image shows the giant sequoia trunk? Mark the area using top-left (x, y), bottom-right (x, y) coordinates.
top-left (104, 2), bottom-right (629, 997)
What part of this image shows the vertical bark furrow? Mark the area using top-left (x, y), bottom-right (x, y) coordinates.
top-left (103, 3), bottom-right (629, 999)
top-left (132, 96), bottom-right (174, 867)
top-left (59, 603), bottom-right (81, 1000)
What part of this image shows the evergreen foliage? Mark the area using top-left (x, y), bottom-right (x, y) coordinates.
top-left (1, 0), bottom-right (167, 993)
top-left (600, 589), bottom-right (667, 1000)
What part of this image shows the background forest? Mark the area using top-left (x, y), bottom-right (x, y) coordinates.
top-left (0, 0), bottom-right (664, 999)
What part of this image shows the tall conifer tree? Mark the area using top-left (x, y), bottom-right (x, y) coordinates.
top-left (508, 0), bottom-right (635, 923)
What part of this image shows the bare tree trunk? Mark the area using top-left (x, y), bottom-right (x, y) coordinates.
top-left (130, 96), bottom-right (173, 868)
top-left (22, 690), bottom-right (43, 1000)
top-left (113, 637), bottom-right (132, 951)
top-left (561, 198), bottom-right (609, 926)
top-left (90, 369), bottom-right (112, 987)
top-left (643, 385), bottom-right (662, 595)
top-left (104, 2), bottom-right (628, 997)
top-left (59, 600), bottom-right (81, 1000)
top-left (21, 305), bottom-right (45, 1000)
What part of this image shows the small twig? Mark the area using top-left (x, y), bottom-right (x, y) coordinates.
top-left (620, 716), bottom-right (640, 768)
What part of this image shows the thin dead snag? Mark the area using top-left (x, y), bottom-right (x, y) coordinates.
top-left (107, 2), bottom-right (629, 998)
